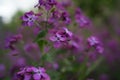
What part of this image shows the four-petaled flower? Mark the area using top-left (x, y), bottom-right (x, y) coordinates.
top-left (21, 11), bottom-right (41, 27)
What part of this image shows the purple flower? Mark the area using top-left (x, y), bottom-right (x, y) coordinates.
top-left (5, 34), bottom-right (22, 50)
top-left (49, 28), bottom-right (82, 49)
top-left (49, 27), bottom-right (73, 48)
top-left (50, 28), bottom-right (72, 42)
top-left (53, 63), bottom-right (59, 70)
top-left (17, 67), bottom-right (33, 80)
top-left (61, 11), bottom-right (71, 24)
top-left (17, 66), bottom-right (50, 80)
top-left (48, 10), bottom-right (71, 27)
top-left (87, 36), bottom-right (99, 46)
top-left (33, 67), bottom-right (50, 80)
top-left (88, 52), bottom-right (97, 61)
top-left (24, 43), bottom-right (41, 60)
top-left (33, 27), bottom-right (41, 35)
top-left (21, 11), bottom-right (41, 27)
top-left (75, 8), bottom-right (90, 27)
top-left (48, 10), bottom-right (61, 24)
top-left (96, 46), bottom-right (104, 54)
top-left (35, 0), bottom-right (57, 10)
top-left (24, 43), bottom-right (39, 52)
top-left (67, 35), bottom-right (82, 49)
top-left (87, 36), bottom-right (104, 53)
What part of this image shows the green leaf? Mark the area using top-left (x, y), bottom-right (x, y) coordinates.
top-left (50, 7), bottom-right (56, 12)
top-left (37, 40), bottom-right (48, 52)
top-left (34, 30), bottom-right (47, 42)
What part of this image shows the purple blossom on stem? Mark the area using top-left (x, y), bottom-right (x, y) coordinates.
top-left (87, 36), bottom-right (104, 53)
top-left (68, 36), bottom-right (82, 49)
top-left (49, 28), bottom-right (82, 49)
top-left (96, 46), bottom-right (104, 54)
top-left (21, 11), bottom-right (41, 27)
top-left (75, 8), bottom-right (90, 27)
top-left (87, 36), bottom-right (99, 46)
top-left (49, 27), bottom-right (74, 48)
top-left (53, 63), bottom-right (59, 70)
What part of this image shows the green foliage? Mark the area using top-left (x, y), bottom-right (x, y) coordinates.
top-left (34, 30), bottom-right (47, 42)
top-left (37, 39), bottom-right (48, 52)
top-left (75, 0), bottom-right (118, 17)
top-left (34, 29), bottom-right (48, 52)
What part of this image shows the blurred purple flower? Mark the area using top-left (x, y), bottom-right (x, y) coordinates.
top-left (10, 57), bottom-right (27, 78)
top-left (88, 52), bottom-right (97, 61)
top-left (24, 43), bottom-right (39, 52)
top-left (87, 36), bottom-right (104, 53)
top-left (5, 34), bottom-right (22, 50)
top-left (33, 27), bottom-right (41, 35)
top-left (48, 10), bottom-right (61, 25)
top-left (96, 46), bottom-right (104, 54)
top-left (87, 36), bottom-right (99, 46)
top-left (24, 43), bottom-right (41, 60)
top-left (61, 11), bottom-right (71, 24)
top-left (75, 8), bottom-right (90, 27)
top-left (53, 63), bottom-right (59, 70)
top-left (9, 50), bottom-right (19, 56)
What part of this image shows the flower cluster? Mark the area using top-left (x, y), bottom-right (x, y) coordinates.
top-left (75, 8), bottom-right (90, 27)
top-left (17, 66), bottom-right (50, 80)
top-left (4, 0), bottom-right (104, 80)
top-left (49, 27), bottom-right (72, 48)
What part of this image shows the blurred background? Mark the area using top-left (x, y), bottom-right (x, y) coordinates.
top-left (0, 0), bottom-right (120, 80)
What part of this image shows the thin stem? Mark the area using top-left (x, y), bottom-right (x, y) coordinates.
top-left (45, 10), bottom-right (49, 31)
top-left (35, 21), bottom-right (40, 27)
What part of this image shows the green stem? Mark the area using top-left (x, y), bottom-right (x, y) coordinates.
top-left (86, 57), bottom-right (103, 76)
